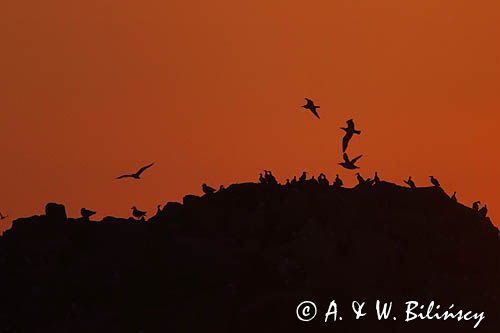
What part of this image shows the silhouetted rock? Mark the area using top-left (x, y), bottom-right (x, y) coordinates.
top-left (0, 181), bottom-right (498, 332)
top-left (45, 202), bottom-right (67, 221)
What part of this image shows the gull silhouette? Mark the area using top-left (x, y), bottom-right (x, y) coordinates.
top-left (202, 183), bottom-right (216, 195)
top-left (341, 119), bottom-right (361, 152)
top-left (429, 176), bottom-right (440, 187)
top-left (472, 201), bottom-right (481, 211)
top-left (116, 163), bottom-right (154, 180)
top-left (131, 206), bottom-right (147, 219)
top-left (339, 153), bottom-right (362, 170)
top-left (356, 172), bottom-right (365, 184)
top-left (302, 98), bottom-right (320, 119)
top-left (373, 172), bottom-right (381, 184)
top-left (451, 192), bottom-right (457, 202)
top-left (404, 176), bottom-right (416, 189)
top-left (80, 208), bottom-right (96, 220)
top-left (0, 212), bottom-right (7, 220)
top-left (333, 174), bottom-right (343, 187)
top-left (479, 204), bottom-right (488, 218)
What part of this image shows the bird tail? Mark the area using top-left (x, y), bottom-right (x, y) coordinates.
top-left (316, 106), bottom-right (321, 108)
top-left (354, 130), bottom-right (361, 134)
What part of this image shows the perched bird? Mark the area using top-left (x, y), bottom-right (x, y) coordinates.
top-left (451, 192), bottom-right (457, 202)
top-left (301, 98), bottom-right (320, 119)
top-left (478, 204), bottom-right (488, 218)
top-left (80, 208), bottom-right (96, 220)
top-left (339, 153), bottom-right (362, 170)
top-left (404, 176), bottom-right (416, 189)
top-left (259, 173), bottom-right (266, 184)
top-left (156, 204), bottom-right (163, 215)
top-left (291, 176), bottom-right (297, 185)
top-left (0, 212), bottom-right (7, 220)
top-left (218, 185), bottom-right (225, 192)
top-left (116, 162), bottom-right (154, 180)
top-left (299, 171), bottom-right (308, 182)
top-left (429, 176), bottom-right (440, 187)
top-left (355, 172), bottom-right (365, 184)
top-left (131, 206), bottom-right (147, 219)
top-left (341, 119), bottom-right (361, 152)
top-left (333, 174), bottom-right (343, 187)
top-left (202, 183), bottom-right (216, 195)
top-left (285, 179), bottom-right (290, 186)
top-left (373, 172), bottom-right (380, 184)
top-left (472, 201), bottom-right (481, 211)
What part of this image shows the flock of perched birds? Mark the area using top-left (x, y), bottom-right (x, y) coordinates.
top-left (0, 98), bottom-right (489, 222)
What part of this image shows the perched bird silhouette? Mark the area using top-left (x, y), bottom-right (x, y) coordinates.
top-left (202, 183), bottom-right (216, 195)
top-left (451, 192), bottom-right (457, 202)
top-left (302, 98), bottom-right (320, 119)
top-left (472, 201), bottom-right (481, 211)
top-left (356, 172), bottom-right (365, 184)
top-left (404, 176), bottom-right (416, 189)
top-left (299, 171), bottom-right (308, 182)
top-left (291, 176), bottom-right (297, 184)
top-left (259, 173), bottom-right (266, 184)
top-left (333, 174), bottom-right (343, 187)
top-left (131, 206), bottom-right (147, 219)
top-left (339, 153), bottom-right (362, 170)
top-left (116, 163), bottom-right (154, 180)
top-left (341, 119), bottom-right (361, 152)
top-left (478, 204), bottom-right (488, 218)
top-left (373, 172), bottom-right (380, 184)
top-left (0, 212), bottom-right (7, 220)
top-left (218, 185), bottom-right (225, 192)
top-left (429, 176), bottom-right (440, 187)
top-left (156, 204), bottom-right (162, 215)
top-left (80, 208), bottom-right (96, 220)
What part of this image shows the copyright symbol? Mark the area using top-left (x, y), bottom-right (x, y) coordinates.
top-left (296, 301), bottom-right (317, 321)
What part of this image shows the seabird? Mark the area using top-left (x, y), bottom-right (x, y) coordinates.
top-left (299, 171), bottom-right (308, 182)
top-left (451, 192), bottom-right (457, 202)
top-left (472, 201), bottom-right (481, 211)
top-left (202, 183), bottom-right (216, 195)
top-left (131, 206), bottom-right (147, 219)
top-left (373, 172), bottom-right (380, 184)
top-left (333, 174), bottom-right (343, 187)
top-left (80, 208), bottom-right (96, 220)
top-left (116, 162), bottom-right (154, 180)
top-left (0, 212), bottom-right (7, 220)
top-left (341, 119), bottom-right (361, 152)
top-left (339, 153), bottom-right (362, 170)
top-left (156, 204), bottom-right (162, 215)
top-left (404, 176), bottom-right (416, 189)
top-left (302, 98), bottom-right (320, 119)
top-left (478, 204), bottom-right (488, 218)
top-left (356, 172), bottom-right (365, 184)
top-left (429, 176), bottom-right (440, 187)
top-left (259, 173), bottom-right (266, 184)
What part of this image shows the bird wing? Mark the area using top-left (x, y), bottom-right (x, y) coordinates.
top-left (136, 162), bottom-right (155, 176)
top-left (116, 174), bottom-right (133, 179)
top-left (351, 155), bottom-right (363, 164)
top-left (305, 98), bottom-right (313, 105)
top-left (309, 108), bottom-right (320, 119)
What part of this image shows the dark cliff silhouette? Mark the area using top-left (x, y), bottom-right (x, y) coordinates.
top-left (0, 180), bottom-right (499, 332)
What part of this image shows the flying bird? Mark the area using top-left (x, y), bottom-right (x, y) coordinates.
top-left (116, 162), bottom-right (155, 180)
top-left (341, 119), bottom-right (361, 152)
top-left (339, 153), bottom-right (362, 170)
top-left (429, 176), bottom-right (440, 187)
top-left (404, 176), bottom-right (416, 189)
top-left (301, 98), bottom-right (320, 119)
top-left (0, 212), bottom-right (7, 220)
top-left (80, 208), bottom-right (96, 220)
top-left (131, 206), bottom-right (147, 219)
top-left (202, 183), bottom-right (216, 195)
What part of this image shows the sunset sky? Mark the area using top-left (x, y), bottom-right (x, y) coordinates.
top-left (1, 0), bottom-right (499, 233)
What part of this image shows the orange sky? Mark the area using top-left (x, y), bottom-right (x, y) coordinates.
top-left (1, 0), bottom-right (499, 233)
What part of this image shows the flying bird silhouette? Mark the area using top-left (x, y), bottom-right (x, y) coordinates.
top-left (131, 206), bottom-right (147, 219)
top-left (116, 163), bottom-right (154, 179)
top-left (80, 208), bottom-right (96, 220)
top-left (339, 153), bottom-right (362, 170)
top-left (341, 119), bottom-right (361, 152)
top-left (301, 98), bottom-right (320, 119)
top-left (202, 183), bottom-right (216, 195)
top-left (0, 212), bottom-right (7, 220)
top-left (404, 176), bottom-right (416, 189)
top-left (429, 176), bottom-right (440, 187)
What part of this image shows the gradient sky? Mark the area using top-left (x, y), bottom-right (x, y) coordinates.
top-left (1, 0), bottom-right (499, 233)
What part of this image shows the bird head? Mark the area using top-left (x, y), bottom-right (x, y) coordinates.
top-left (131, 206), bottom-right (136, 210)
